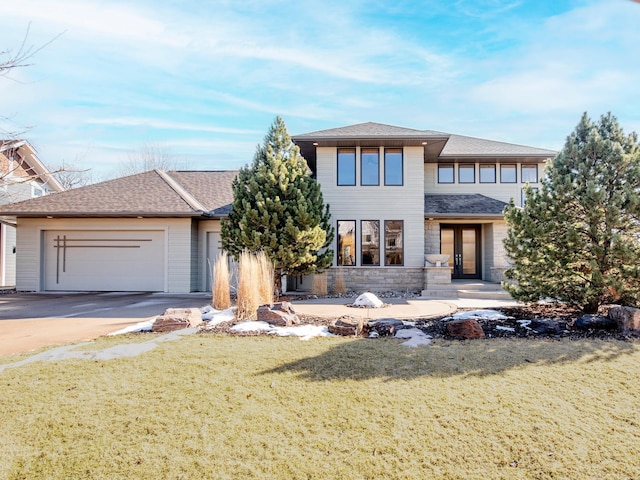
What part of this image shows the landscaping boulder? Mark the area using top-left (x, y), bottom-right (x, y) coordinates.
top-left (328, 316), bottom-right (367, 336)
top-left (152, 307), bottom-right (202, 332)
top-left (608, 306), bottom-right (640, 333)
top-left (574, 314), bottom-right (617, 331)
top-left (369, 318), bottom-right (404, 337)
top-left (446, 318), bottom-right (485, 340)
top-left (256, 302), bottom-right (299, 327)
top-left (528, 319), bottom-right (564, 335)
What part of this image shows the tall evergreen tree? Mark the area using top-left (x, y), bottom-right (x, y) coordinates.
top-left (221, 116), bottom-right (333, 294)
top-left (504, 112), bottom-right (640, 313)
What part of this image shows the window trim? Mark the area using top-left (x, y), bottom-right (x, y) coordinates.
top-left (337, 220), bottom-right (357, 266)
top-left (479, 164), bottom-right (497, 183)
top-left (438, 164), bottom-right (455, 184)
top-left (521, 164), bottom-right (539, 184)
top-left (360, 148), bottom-right (380, 186)
top-left (337, 148), bottom-right (356, 186)
top-left (500, 164), bottom-right (517, 183)
top-left (458, 164), bottom-right (476, 184)
top-left (360, 220), bottom-right (380, 266)
top-left (384, 220), bottom-right (404, 266)
top-left (384, 148), bottom-right (403, 186)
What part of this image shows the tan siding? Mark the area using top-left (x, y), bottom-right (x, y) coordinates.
top-left (15, 217), bottom-right (193, 292)
top-left (1, 224), bottom-right (17, 286)
top-left (318, 146), bottom-right (424, 268)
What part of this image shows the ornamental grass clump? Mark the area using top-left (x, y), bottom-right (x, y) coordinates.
top-left (236, 251), bottom-right (261, 321)
top-left (212, 252), bottom-right (231, 310)
top-left (256, 251), bottom-right (274, 305)
top-left (312, 272), bottom-right (328, 296)
top-left (333, 268), bottom-right (346, 294)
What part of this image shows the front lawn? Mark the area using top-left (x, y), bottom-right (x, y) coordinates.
top-left (1, 334), bottom-right (639, 479)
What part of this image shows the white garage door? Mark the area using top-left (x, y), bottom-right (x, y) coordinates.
top-left (43, 230), bottom-right (165, 291)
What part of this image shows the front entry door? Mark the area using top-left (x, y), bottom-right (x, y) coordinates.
top-left (440, 225), bottom-right (481, 279)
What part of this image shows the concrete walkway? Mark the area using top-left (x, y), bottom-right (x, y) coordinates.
top-left (291, 297), bottom-right (457, 319)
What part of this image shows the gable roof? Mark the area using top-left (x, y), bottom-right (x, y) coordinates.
top-left (424, 194), bottom-right (509, 217)
top-left (0, 170), bottom-right (237, 218)
top-left (1, 140), bottom-right (65, 192)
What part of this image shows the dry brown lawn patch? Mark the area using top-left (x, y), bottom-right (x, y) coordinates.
top-left (1, 334), bottom-right (639, 479)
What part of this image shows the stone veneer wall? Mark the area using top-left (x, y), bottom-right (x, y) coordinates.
top-left (424, 220), bottom-right (440, 255)
top-left (325, 267), bottom-right (424, 292)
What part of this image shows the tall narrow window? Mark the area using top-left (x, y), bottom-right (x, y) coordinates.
top-left (521, 187), bottom-right (539, 206)
top-left (337, 148), bottom-right (356, 186)
top-left (458, 164), bottom-right (475, 183)
top-left (384, 220), bottom-right (404, 266)
top-left (500, 164), bottom-right (517, 183)
top-left (337, 220), bottom-right (356, 266)
top-left (361, 148), bottom-right (379, 185)
top-left (361, 220), bottom-right (380, 265)
top-left (384, 148), bottom-right (403, 185)
top-left (480, 164), bottom-right (496, 183)
top-left (438, 164), bottom-right (454, 183)
top-left (521, 164), bottom-right (538, 183)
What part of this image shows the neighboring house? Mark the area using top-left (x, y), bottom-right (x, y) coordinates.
top-left (0, 140), bottom-right (64, 287)
top-left (0, 122), bottom-right (556, 294)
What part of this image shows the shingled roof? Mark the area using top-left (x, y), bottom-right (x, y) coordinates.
top-left (0, 170), bottom-right (237, 218)
top-left (424, 194), bottom-right (509, 217)
top-left (293, 122), bottom-right (446, 139)
top-left (441, 134), bottom-right (556, 158)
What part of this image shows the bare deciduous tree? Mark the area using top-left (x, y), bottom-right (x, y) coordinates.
top-left (115, 143), bottom-right (189, 177)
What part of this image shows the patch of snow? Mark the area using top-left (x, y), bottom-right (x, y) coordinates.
top-left (517, 320), bottom-right (532, 330)
top-left (230, 321), bottom-right (273, 333)
top-left (201, 305), bottom-right (215, 314)
top-left (108, 319), bottom-right (155, 335)
top-left (496, 325), bottom-right (515, 332)
top-left (452, 309), bottom-right (509, 321)
top-left (271, 325), bottom-right (332, 341)
top-left (394, 327), bottom-right (432, 348)
top-left (202, 307), bottom-right (236, 325)
top-left (402, 320), bottom-right (416, 326)
top-left (353, 292), bottom-right (384, 308)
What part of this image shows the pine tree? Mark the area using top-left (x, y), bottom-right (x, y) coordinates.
top-left (504, 112), bottom-right (640, 313)
top-left (221, 116), bottom-right (334, 294)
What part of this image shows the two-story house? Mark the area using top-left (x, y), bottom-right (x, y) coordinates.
top-left (0, 140), bottom-right (64, 286)
top-left (0, 122), bottom-right (555, 294)
top-left (292, 122), bottom-right (556, 294)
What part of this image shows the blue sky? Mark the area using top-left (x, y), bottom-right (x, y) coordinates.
top-left (1, 0), bottom-right (639, 180)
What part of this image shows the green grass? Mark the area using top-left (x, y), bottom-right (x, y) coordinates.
top-left (1, 334), bottom-right (639, 479)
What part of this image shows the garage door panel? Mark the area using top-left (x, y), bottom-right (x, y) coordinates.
top-left (44, 230), bottom-right (165, 291)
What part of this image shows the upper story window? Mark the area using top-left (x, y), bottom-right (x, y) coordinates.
top-left (32, 186), bottom-right (44, 197)
top-left (479, 164), bottom-right (496, 183)
top-left (337, 148), bottom-right (356, 186)
top-left (438, 164), bottom-right (455, 183)
top-left (500, 164), bottom-right (517, 183)
top-left (521, 164), bottom-right (538, 183)
top-left (360, 148), bottom-right (379, 186)
top-left (384, 148), bottom-right (403, 185)
top-left (458, 164), bottom-right (475, 183)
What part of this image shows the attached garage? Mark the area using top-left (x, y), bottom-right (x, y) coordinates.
top-left (0, 170), bottom-right (237, 293)
top-left (43, 230), bottom-right (165, 291)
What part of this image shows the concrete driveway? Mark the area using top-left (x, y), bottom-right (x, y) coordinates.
top-left (0, 292), bottom-right (211, 356)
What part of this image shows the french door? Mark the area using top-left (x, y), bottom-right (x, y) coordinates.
top-left (440, 225), bottom-right (481, 279)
